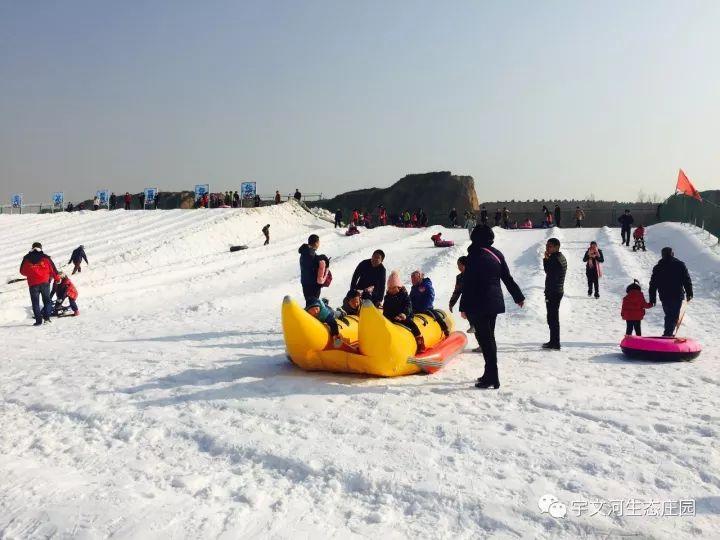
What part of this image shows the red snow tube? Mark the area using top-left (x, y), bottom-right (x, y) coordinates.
top-left (407, 331), bottom-right (468, 373)
top-left (433, 240), bottom-right (455, 247)
top-left (620, 335), bottom-right (702, 361)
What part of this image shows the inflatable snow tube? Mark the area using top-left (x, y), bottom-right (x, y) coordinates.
top-left (345, 229), bottom-right (360, 236)
top-left (620, 335), bottom-right (702, 361)
top-left (433, 240), bottom-right (455, 247)
top-left (281, 297), bottom-right (467, 376)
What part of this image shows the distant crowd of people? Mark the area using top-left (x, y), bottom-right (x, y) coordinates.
top-left (61, 188), bottom-right (309, 212)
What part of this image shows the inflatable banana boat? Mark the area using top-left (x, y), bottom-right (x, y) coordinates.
top-left (281, 297), bottom-right (468, 376)
top-left (620, 335), bottom-right (702, 361)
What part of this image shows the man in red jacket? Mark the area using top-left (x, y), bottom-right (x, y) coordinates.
top-left (19, 242), bottom-right (59, 326)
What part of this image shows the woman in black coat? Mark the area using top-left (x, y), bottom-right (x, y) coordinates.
top-left (460, 225), bottom-right (525, 389)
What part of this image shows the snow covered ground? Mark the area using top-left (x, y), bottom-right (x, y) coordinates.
top-left (0, 202), bottom-right (718, 539)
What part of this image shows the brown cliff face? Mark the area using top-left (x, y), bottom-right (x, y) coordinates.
top-left (314, 172), bottom-right (478, 224)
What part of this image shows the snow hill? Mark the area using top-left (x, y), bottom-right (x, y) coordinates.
top-left (0, 203), bottom-right (718, 539)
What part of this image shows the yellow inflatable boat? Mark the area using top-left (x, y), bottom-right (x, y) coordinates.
top-left (281, 296), bottom-right (468, 377)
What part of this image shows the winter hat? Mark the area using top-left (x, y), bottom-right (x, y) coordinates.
top-left (31, 242), bottom-right (42, 250)
top-left (626, 279), bottom-right (642, 293)
top-left (470, 225), bottom-right (495, 246)
top-left (387, 270), bottom-right (403, 289)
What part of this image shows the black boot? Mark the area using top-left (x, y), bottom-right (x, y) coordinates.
top-left (475, 379), bottom-right (499, 389)
top-left (542, 342), bottom-right (560, 350)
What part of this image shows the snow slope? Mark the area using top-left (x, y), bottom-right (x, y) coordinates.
top-left (0, 205), bottom-right (718, 539)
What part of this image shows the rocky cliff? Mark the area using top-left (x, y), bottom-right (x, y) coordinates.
top-left (312, 172), bottom-right (478, 224)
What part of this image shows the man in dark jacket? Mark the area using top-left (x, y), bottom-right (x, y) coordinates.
top-left (543, 237), bottom-right (567, 349)
top-left (109, 192), bottom-right (117, 210)
top-left (262, 224), bottom-right (270, 245)
top-left (649, 247), bottom-right (693, 336)
top-left (494, 208), bottom-right (502, 227)
top-left (479, 207), bottom-right (488, 225)
top-left (348, 250), bottom-right (386, 306)
top-left (294, 189), bottom-right (302, 202)
top-left (460, 226), bottom-right (524, 389)
top-left (299, 234), bottom-right (321, 302)
top-left (553, 205), bottom-right (561, 228)
top-left (448, 208), bottom-right (458, 227)
top-left (124, 192), bottom-right (132, 210)
top-left (618, 210), bottom-right (634, 246)
top-left (69, 245), bottom-right (88, 274)
top-left (20, 242), bottom-right (59, 326)
top-left (334, 209), bottom-right (343, 228)
top-left (418, 209), bottom-right (428, 227)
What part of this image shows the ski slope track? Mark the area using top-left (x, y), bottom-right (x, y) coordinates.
top-left (0, 203), bottom-right (718, 539)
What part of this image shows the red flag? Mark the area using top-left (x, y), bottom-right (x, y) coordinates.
top-left (677, 169), bottom-right (702, 201)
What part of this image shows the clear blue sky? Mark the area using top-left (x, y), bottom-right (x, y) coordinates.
top-left (1, 0), bottom-right (719, 204)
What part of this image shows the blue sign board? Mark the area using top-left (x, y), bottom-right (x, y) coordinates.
top-left (241, 181), bottom-right (257, 200)
top-left (194, 184), bottom-right (209, 201)
top-left (144, 188), bottom-right (158, 207)
top-left (96, 190), bottom-right (109, 207)
top-left (11, 194), bottom-right (23, 208)
top-left (53, 192), bottom-right (64, 208)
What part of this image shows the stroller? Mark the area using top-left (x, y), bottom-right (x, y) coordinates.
top-left (632, 226), bottom-right (646, 252)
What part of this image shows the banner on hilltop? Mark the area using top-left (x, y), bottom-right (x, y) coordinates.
top-left (194, 184), bottom-right (209, 201)
top-left (241, 182), bottom-right (257, 200)
top-left (96, 190), bottom-right (109, 207)
top-left (53, 192), bottom-right (64, 208)
top-left (144, 188), bottom-right (158, 208)
top-left (11, 194), bottom-right (23, 208)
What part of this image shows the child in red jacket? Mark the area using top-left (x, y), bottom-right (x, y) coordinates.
top-left (621, 280), bottom-right (652, 335)
top-left (53, 272), bottom-right (80, 316)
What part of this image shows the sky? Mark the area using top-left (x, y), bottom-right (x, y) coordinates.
top-left (1, 0), bottom-right (720, 204)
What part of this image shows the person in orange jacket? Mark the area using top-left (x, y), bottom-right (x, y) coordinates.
top-left (19, 242), bottom-right (59, 325)
top-left (52, 271), bottom-right (80, 316)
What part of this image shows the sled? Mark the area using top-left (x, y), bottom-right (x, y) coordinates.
top-left (281, 298), bottom-right (465, 377)
top-left (620, 335), bottom-right (701, 361)
top-left (433, 240), bottom-right (455, 247)
top-left (229, 245), bottom-right (248, 252)
top-left (407, 331), bottom-right (468, 373)
top-left (51, 305), bottom-right (76, 317)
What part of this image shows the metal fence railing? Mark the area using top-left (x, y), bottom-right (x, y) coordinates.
top-left (0, 204), bottom-right (65, 215)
